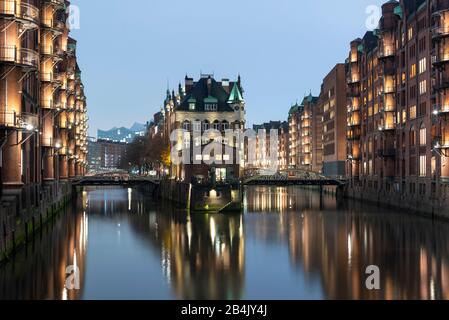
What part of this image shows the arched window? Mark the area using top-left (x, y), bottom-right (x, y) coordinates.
top-left (182, 120), bottom-right (191, 131)
top-left (410, 126), bottom-right (416, 147)
top-left (419, 123), bottom-right (426, 146)
top-left (202, 120), bottom-right (210, 132)
top-left (193, 120), bottom-right (201, 132)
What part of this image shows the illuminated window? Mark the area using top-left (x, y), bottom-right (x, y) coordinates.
top-left (419, 155), bottom-right (427, 177)
top-left (408, 27), bottom-right (413, 41)
top-left (419, 58), bottom-right (427, 74)
top-left (419, 124), bottom-right (426, 146)
top-left (419, 80), bottom-right (427, 95)
top-left (410, 64), bottom-right (416, 78)
top-left (410, 105), bottom-right (416, 119)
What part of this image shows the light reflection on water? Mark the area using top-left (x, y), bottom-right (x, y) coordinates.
top-left (1, 186), bottom-right (449, 300)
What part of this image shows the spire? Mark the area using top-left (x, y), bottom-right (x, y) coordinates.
top-left (228, 82), bottom-right (244, 103)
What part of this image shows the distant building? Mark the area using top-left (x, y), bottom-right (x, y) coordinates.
top-left (252, 121), bottom-right (289, 171)
top-left (318, 63), bottom-right (347, 178)
top-left (87, 138), bottom-right (127, 171)
top-left (97, 122), bottom-right (146, 144)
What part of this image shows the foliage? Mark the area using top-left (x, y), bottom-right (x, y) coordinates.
top-left (120, 134), bottom-right (170, 174)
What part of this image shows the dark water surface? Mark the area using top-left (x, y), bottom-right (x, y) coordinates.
top-left (1, 186), bottom-right (449, 300)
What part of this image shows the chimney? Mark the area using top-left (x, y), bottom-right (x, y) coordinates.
top-left (222, 79), bottom-right (230, 93)
top-left (185, 75), bottom-right (194, 94)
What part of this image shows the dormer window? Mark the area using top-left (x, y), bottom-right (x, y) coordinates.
top-left (188, 98), bottom-right (196, 111)
top-left (204, 96), bottom-right (218, 111)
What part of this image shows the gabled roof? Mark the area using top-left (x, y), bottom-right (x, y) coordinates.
top-left (177, 77), bottom-right (240, 112)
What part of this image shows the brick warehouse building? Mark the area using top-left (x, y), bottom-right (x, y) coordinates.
top-left (346, 0), bottom-right (449, 215)
top-left (0, 0), bottom-right (88, 214)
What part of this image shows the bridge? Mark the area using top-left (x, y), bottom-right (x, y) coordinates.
top-left (243, 170), bottom-right (346, 187)
top-left (72, 174), bottom-right (160, 187)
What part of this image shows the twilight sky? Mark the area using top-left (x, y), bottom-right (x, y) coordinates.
top-left (70, 0), bottom-right (386, 136)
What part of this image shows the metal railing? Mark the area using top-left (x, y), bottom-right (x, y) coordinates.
top-left (40, 99), bottom-right (54, 109)
top-left (0, 110), bottom-right (17, 128)
top-left (433, 26), bottom-right (449, 37)
top-left (40, 72), bottom-right (53, 82)
top-left (0, 45), bottom-right (38, 68)
top-left (0, 1), bottom-right (39, 24)
top-left (41, 137), bottom-right (54, 147)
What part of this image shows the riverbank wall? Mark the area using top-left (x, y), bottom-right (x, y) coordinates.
top-left (0, 182), bottom-right (74, 263)
top-left (345, 185), bottom-right (448, 219)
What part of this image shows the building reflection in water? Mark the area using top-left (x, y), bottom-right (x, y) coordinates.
top-left (245, 186), bottom-right (449, 300)
top-left (0, 191), bottom-right (89, 300)
top-left (1, 186), bottom-right (449, 300)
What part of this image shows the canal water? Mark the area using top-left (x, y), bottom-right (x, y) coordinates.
top-left (1, 186), bottom-right (449, 300)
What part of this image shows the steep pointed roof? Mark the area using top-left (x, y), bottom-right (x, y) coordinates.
top-left (228, 83), bottom-right (244, 103)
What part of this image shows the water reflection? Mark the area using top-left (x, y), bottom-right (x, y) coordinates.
top-left (1, 186), bottom-right (449, 300)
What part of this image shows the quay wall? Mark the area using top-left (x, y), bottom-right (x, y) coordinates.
top-left (0, 182), bottom-right (74, 263)
top-left (346, 185), bottom-right (447, 219)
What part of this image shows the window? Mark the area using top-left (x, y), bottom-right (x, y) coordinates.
top-left (410, 127), bottom-right (416, 147)
top-left (419, 58), bottom-right (427, 74)
top-left (419, 155), bottom-right (427, 177)
top-left (419, 80), bottom-right (427, 95)
top-left (193, 121), bottom-right (201, 132)
top-left (410, 105), bottom-right (417, 119)
top-left (419, 125), bottom-right (426, 146)
top-left (410, 64), bottom-right (416, 78)
top-left (408, 27), bottom-right (413, 41)
top-left (182, 121), bottom-right (191, 131)
top-left (202, 121), bottom-right (210, 131)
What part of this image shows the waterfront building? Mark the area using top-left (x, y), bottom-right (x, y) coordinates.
top-left (87, 138), bottom-right (127, 171)
top-left (252, 121), bottom-right (289, 172)
top-left (288, 102), bottom-right (302, 169)
top-left (166, 74), bottom-right (246, 183)
top-left (0, 0), bottom-right (88, 212)
top-left (318, 63), bottom-right (348, 178)
top-left (288, 95), bottom-right (321, 172)
top-left (345, 0), bottom-right (449, 215)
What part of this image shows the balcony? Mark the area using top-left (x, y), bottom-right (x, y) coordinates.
top-left (434, 141), bottom-right (449, 157)
top-left (42, 0), bottom-right (65, 8)
top-left (378, 48), bottom-right (395, 59)
top-left (378, 124), bottom-right (396, 133)
top-left (379, 86), bottom-right (395, 95)
top-left (433, 52), bottom-right (449, 66)
top-left (41, 18), bottom-right (64, 35)
top-left (0, 111), bottom-right (38, 131)
top-left (0, 46), bottom-right (38, 69)
top-left (433, 26), bottom-right (449, 39)
top-left (41, 137), bottom-right (54, 147)
top-left (347, 129), bottom-right (361, 141)
top-left (433, 104), bottom-right (449, 117)
top-left (0, 110), bottom-right (17, 128)
top-left (347, 120), bottom-right (361, 128)
top-left (41, 99), bottom-right (54, 109)
top-left (40, 72), bottom-right (53, 82)
top-left (0, 1), bottom-right (39, 28)
top-left (347, 75), bottom-right (360, 85)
